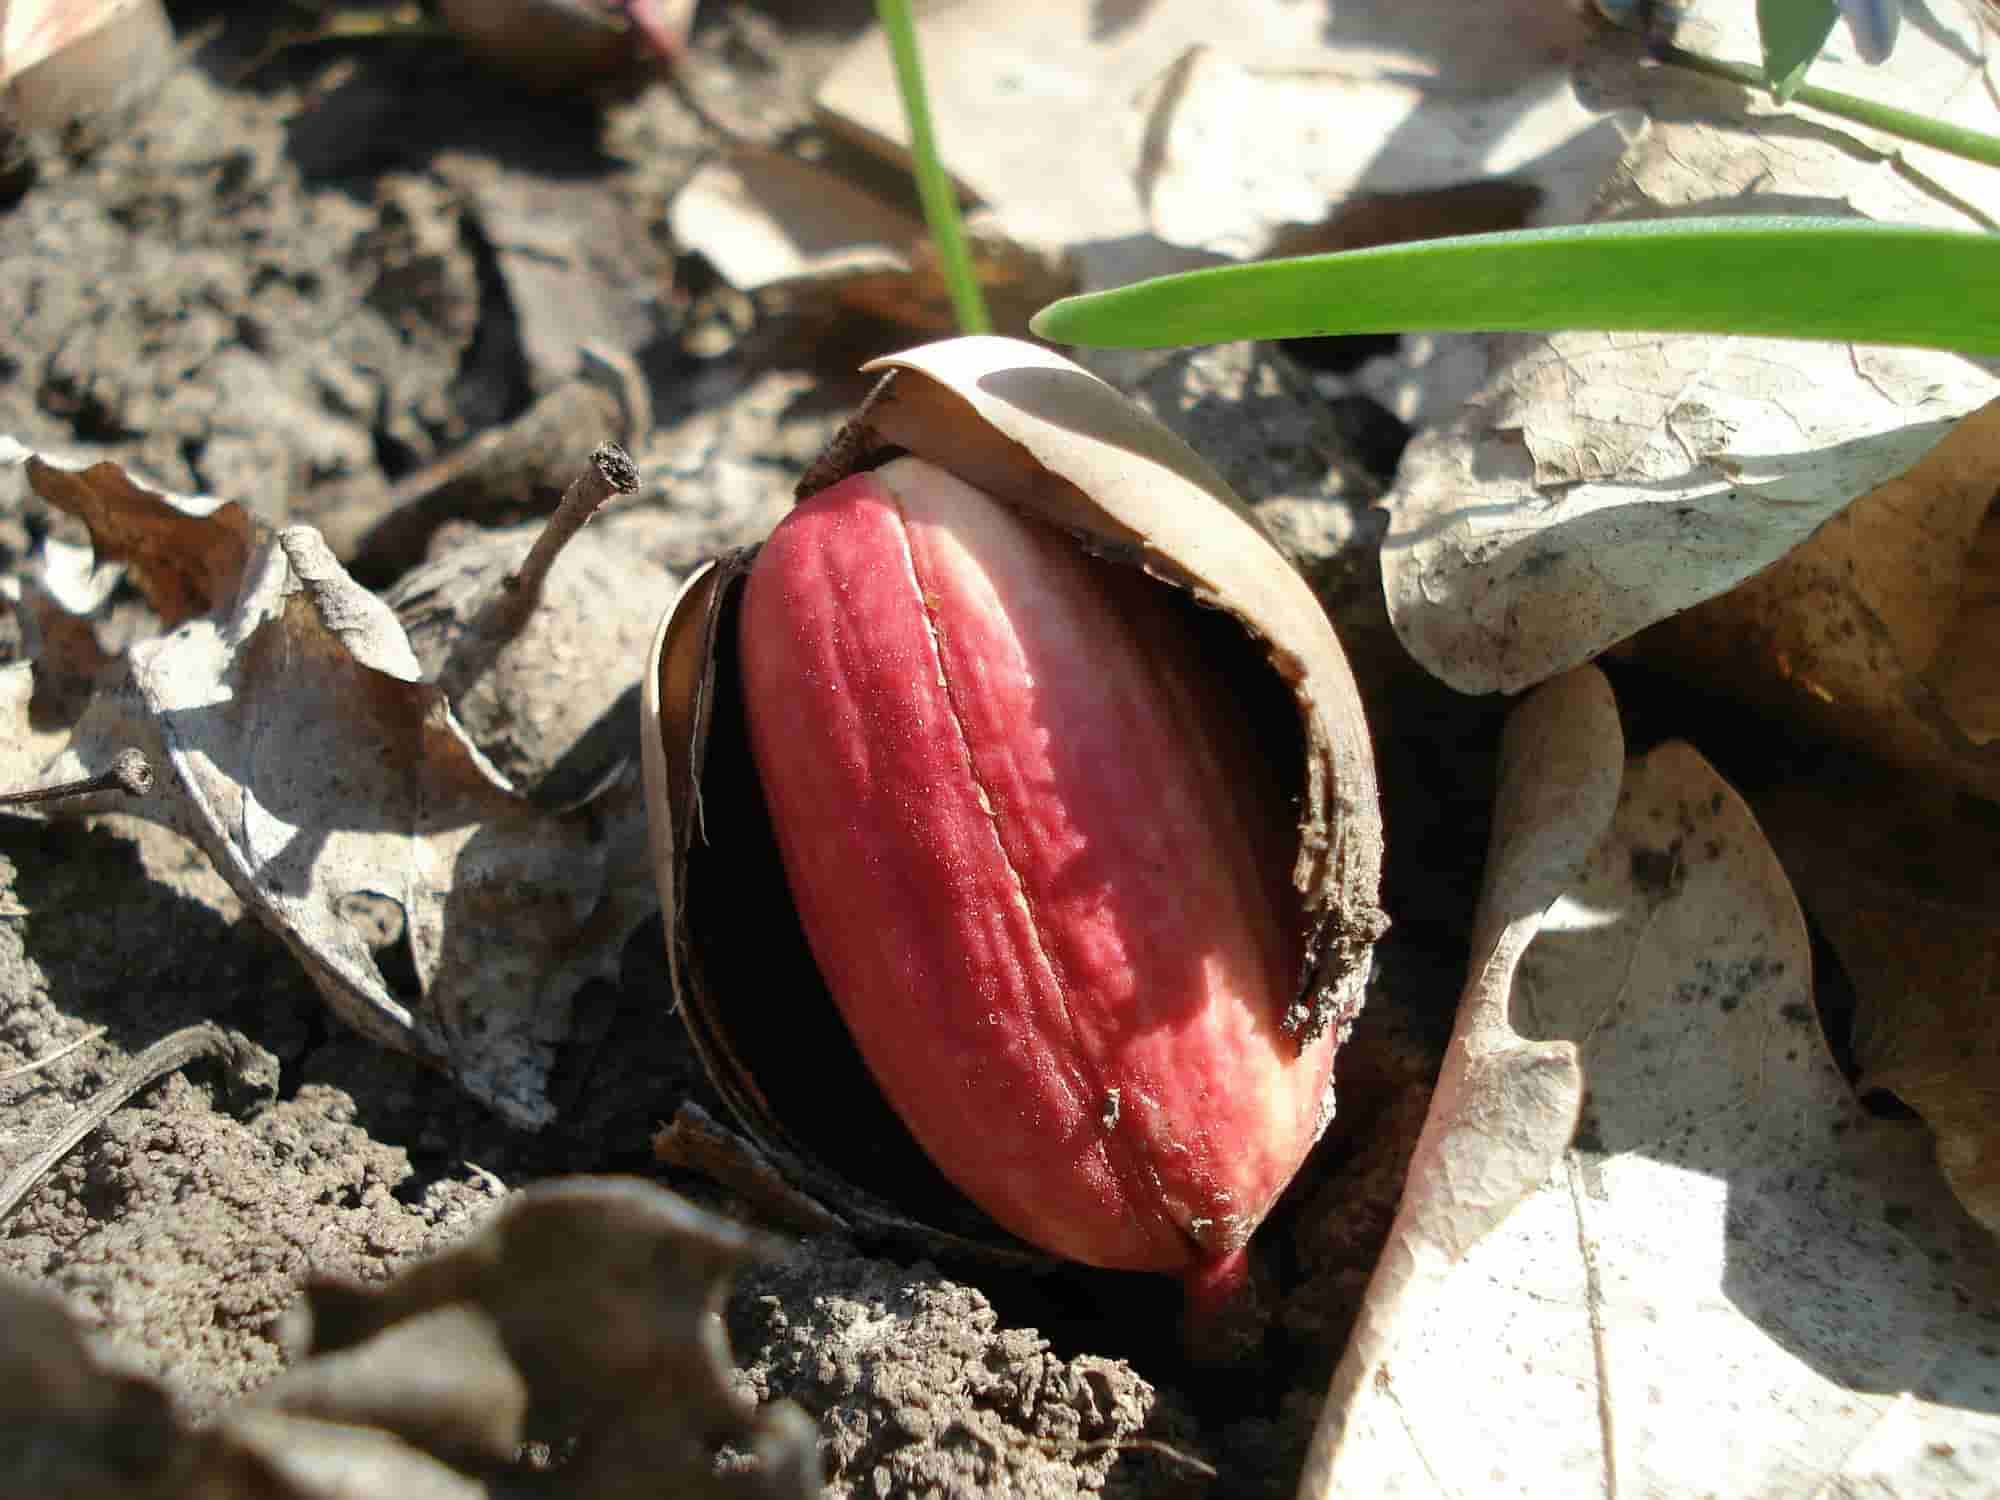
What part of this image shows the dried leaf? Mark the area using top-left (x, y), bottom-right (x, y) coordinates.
top-left (1137, 45), bottom-right (1627, 260)
top-left (1761, 761), bottom-right (2000, 1234)
top-left (0, 662), bottom-right (70, 791)
top-left (1638, 400), bottom-right (2000, 802)
top-left (438, 155), bottom-right (673, 386)
top-left (8, 439), bottom-right (254, 625)
top-left (1304, 729), bottom-right (2000, 1497)
top-left (667, 145), bottom-right (1072, 336)
top-left (1301, 665), bottom-right (1609, 1495)
top-left (0, 1274), bottom-right (187, 1495)
top-left (816, 0), bottom-right (1609, 287)
top-left (1754, 0), bottom-right (2000, 220)
top-left (438, 0), bottom-right (688, 90)
top-left (6, 442), bottom-right (658, 1126)
top-left (1380, 0), bottom-right (2000, 697)
top-left (670, 144), bottom-right (927, 294)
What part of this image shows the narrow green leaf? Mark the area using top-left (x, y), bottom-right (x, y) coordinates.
top-left (1757, 0), bottom-right (1840, 100)
top-left (1029, 218), bottom-right (2000, 355)
top-left (876, 0), bottom-right (990, 335)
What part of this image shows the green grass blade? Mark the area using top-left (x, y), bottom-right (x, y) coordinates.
top-left (1662, 47), bottom-right (2000, 171)
top-left (1757, 0), bottom-right (1839, 100)
top-left (876, 0), bottom-right (990, 335)
top-left (1029, 218), bottom-right (2000, 354)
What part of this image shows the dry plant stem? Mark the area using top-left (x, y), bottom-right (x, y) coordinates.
top-left (0, 1026), bottom-right (107, 1083)
top-left (0, 748), bottom-right (153, 807)
top-left (507, 441), bottom-right (641, 606)
top-left (438, 442), bottom-right (639, 704)
top-left (0, 1023), bottom-right (232, 1225)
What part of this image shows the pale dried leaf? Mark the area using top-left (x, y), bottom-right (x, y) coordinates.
top-left (2, 0), bottom-right (150, 82)
top-left (0, 0), bottom-right (171, 133)
top-left (1139, 46), bottom-right (1632, 259)
top-left (0, 663), bottom-right (69, 790)
top-left (1306, 735), bottom-right (2000, 1498)
top-left (7, 444), bottom-right (657, 1126)
top-left (1380, 0), bottom-right (2000, 697)
top-left (0, 536), bottom-right (116, 737)
top-left (670, 144), bottom-right (924, 294)
top-left (1300, 665), bottom-right (1611, 1497)
top-left (816, 0), bottom-right (1607, 288)
top-left (667, 145), bottom-right (1072, 335)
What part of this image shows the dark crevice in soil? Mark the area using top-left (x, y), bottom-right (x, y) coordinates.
top-left (442, 210), bottom-right (533, 451)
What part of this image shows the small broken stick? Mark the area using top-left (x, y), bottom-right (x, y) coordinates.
top-left (0, 1026), bottom-right (108, 1083)
top-left (0, 748), bottom-right (153, 808)
top-left (435, 441), bottom-right (640, 704)
top-left (504, 441), bottom-right (642, 605)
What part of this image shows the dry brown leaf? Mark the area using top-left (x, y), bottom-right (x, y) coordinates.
top-left (1638, 400), bottom-right (2000, 802)
top-left (4, 442), bottom-right (659, 1126)
top-left (1305, 729), bottom-right (2000, 1497)
top-left (11, 442), bottom-right (254, 625)
top-left (1300, 664), bottom-right (1610, 1496)
top-left (1760, 761), bottom-right (2000, 1234)
top-left (1379, 0), bottom-right (2000, 697)
top-left (1926, 508), bottom-right (2000, 746)
top-left (0, 1177), bottom-right (821, 1497)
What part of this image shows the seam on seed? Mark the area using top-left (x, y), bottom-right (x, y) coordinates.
top-left (886, 490), bottom-right (1108, 1129)
top-left (888, 476), bottom-right (1189, 1260)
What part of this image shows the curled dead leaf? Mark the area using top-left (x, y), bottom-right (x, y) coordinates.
top-left (5, 441), bottom-right (659, 1126)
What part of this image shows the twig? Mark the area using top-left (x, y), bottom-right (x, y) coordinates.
top-left (504, 442), bottom-right (641, 608)
top-left (0, 1023), bottom-right (231, 1225)
top-left (0, 1026), bottom-right (107, 1083)
top-left (437, 444), bottom-right (640, 705)
top-left (0, 749), bottom-right (153, 809)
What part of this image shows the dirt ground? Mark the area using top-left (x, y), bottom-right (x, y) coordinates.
top-left (0, 5), bottom-right (1499, 1495)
